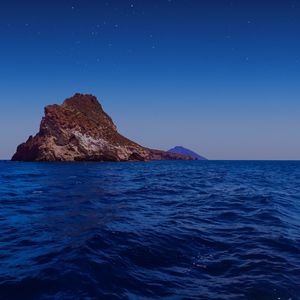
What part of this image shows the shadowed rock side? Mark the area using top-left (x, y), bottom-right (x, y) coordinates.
top-left (12, 94), bottom-right (193, 162)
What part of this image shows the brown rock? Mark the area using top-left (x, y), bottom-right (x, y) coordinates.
top-left (12, 93), bottom-right (194, 162)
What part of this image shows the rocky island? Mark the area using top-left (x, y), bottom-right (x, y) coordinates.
top-left (12, 93), bottom-right (193, 162)
top-left (168, 146), bottom-right (207, 160)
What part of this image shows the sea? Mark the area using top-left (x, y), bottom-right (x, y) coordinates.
top-left (0, 160), bottom-right (299, 300)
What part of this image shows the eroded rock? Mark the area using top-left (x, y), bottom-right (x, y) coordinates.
top-left (12, 93), bottom-right (193, 162)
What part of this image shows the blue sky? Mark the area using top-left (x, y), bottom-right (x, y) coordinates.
top-left (1, 0), bottom-right (300, 159)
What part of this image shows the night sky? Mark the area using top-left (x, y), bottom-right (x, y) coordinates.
top-left (1, 0), bottom-right (300, 159)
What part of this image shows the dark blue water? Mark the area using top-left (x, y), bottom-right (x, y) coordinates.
top-left (0, 161), bottom-right (300, 300)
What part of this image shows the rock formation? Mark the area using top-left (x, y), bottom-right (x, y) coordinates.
top-left (12, 94), bottom-right (193, 162)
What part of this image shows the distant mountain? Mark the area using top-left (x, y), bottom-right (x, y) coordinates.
top-left (168, 146), bottom-right (207, 160)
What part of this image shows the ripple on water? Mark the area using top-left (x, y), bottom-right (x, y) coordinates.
top-left (0, 160), bottom-right (300, 299)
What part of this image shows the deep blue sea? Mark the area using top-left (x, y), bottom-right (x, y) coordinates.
top-left (0, 161), bottom-right (300, 300)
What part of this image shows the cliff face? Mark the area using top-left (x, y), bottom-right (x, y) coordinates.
top-left (12, 94), bottom-right (193, 162)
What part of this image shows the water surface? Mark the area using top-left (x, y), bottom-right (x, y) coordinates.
top-left (0, 161), bottom-right (300, 299)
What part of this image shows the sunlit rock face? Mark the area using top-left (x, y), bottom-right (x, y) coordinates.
top-left (12, 93), bottom-right (193, 162)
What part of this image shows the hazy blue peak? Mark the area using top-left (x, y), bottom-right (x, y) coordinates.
top-left (168, 146), bottom-right (207, 160)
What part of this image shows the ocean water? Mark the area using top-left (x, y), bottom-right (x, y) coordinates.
top-left (0, 160), bottom-right (300, 300)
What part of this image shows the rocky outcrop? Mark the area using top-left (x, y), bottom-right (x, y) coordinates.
top-left (12, 94), bottom-right (193, 162)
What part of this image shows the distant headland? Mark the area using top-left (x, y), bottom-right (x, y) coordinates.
top-left (12, 94), bottom-right (199, 162)
top-left (168, 146), bottom-right (207, 160)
